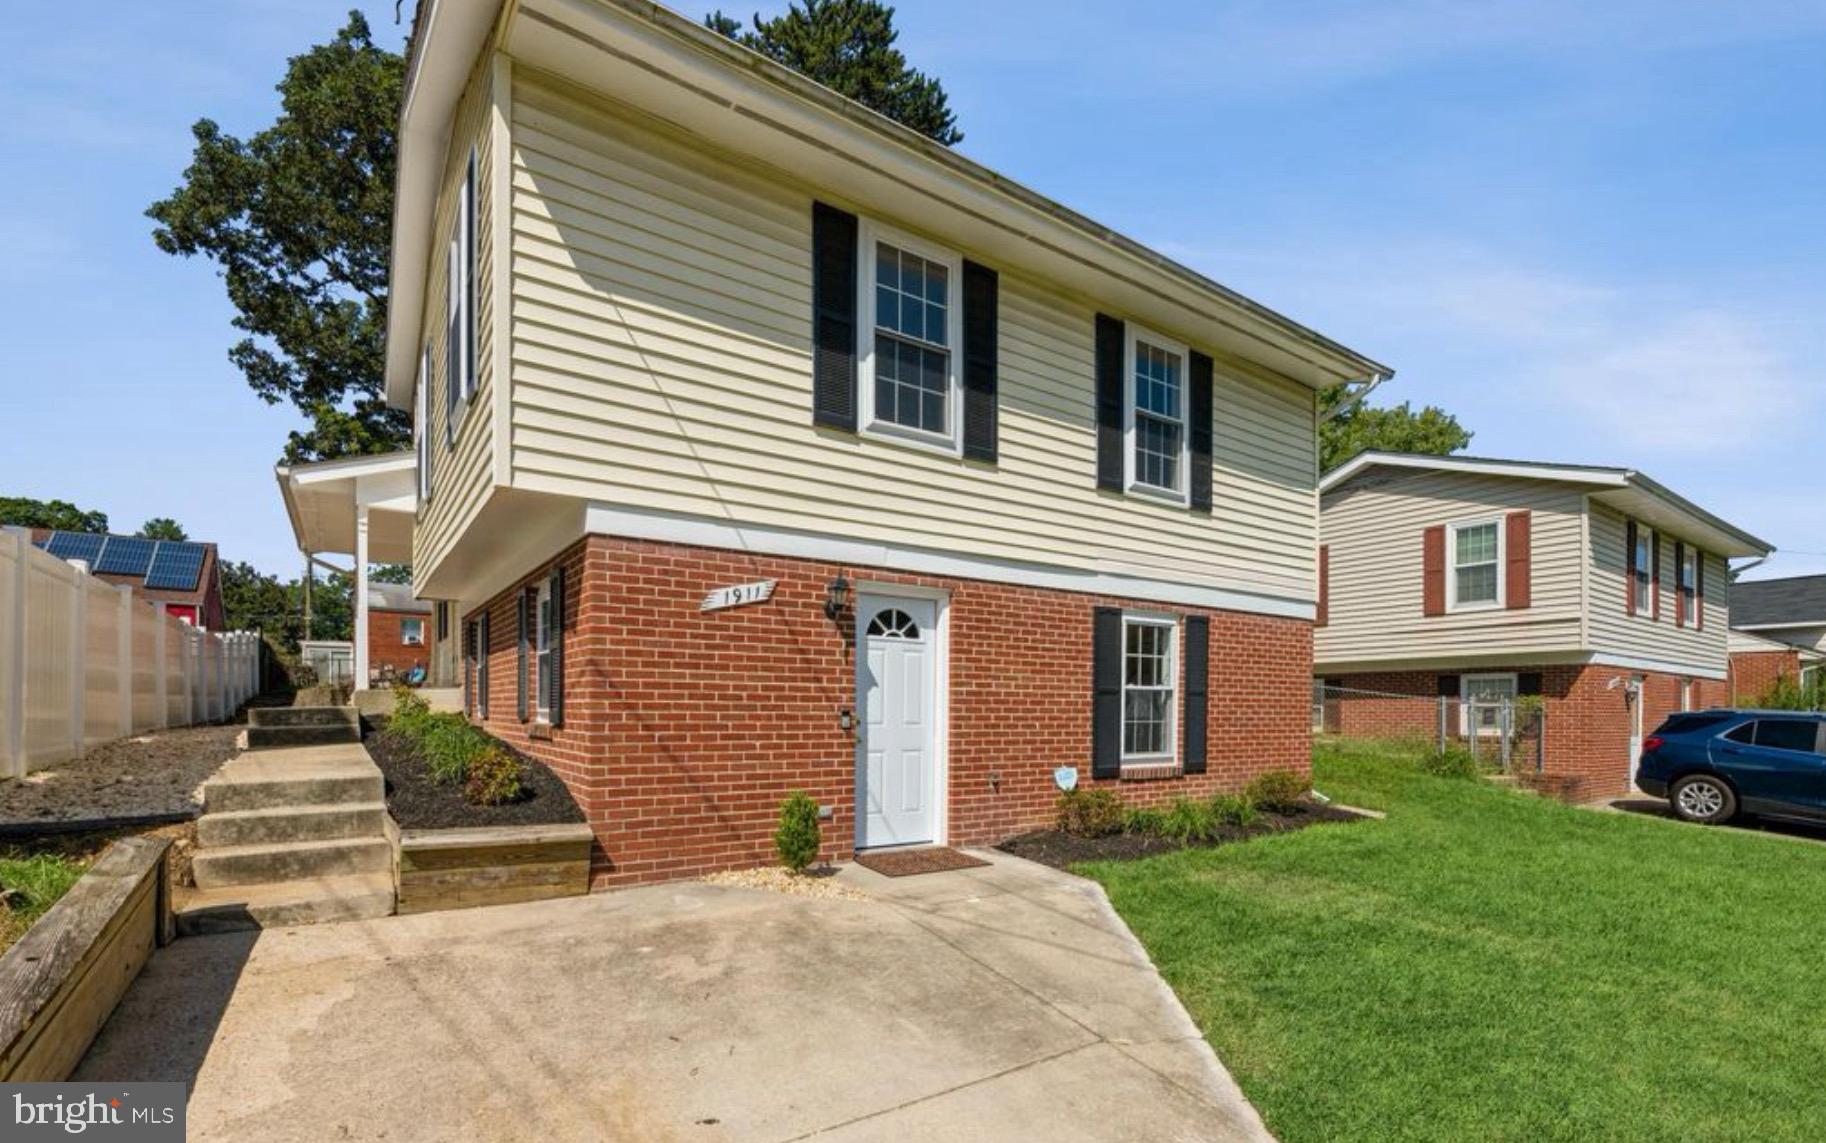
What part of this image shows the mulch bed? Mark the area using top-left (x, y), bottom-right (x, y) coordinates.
top-left (854, 847), bottom-right (989, 877)
top-left (997, 802), bottom-right (1364, 871)
top-left (363, 719), bottom-right (585, 831)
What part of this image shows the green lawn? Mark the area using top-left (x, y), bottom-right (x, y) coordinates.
top-left (1086, 738), bottom-right (1826, 1142)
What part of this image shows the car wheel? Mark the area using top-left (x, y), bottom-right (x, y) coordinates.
top-left (1670, 775), bottom-right (1736, 825)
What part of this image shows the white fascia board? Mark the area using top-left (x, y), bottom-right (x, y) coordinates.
top-left (1320, 452), bottom-right (1630, 495)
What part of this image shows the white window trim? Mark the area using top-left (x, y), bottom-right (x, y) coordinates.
top-left (447, 149), bottom-right (478, 444)
top-left (1634, 526), bottom-right (1656, 618)
top-left (534, 580), bottom-right (553, 723)
top-left (401, 618), bottom-right (425, 647)
top-left (1460, 672), bottom-right (1518, 738)
top-left (1680, 546), bottom-right (1699, 628)
top-left (856, 219), bottom-right (964, 457)
top-left (1312, 677), bottom-right (1327, 733)
top-left (1446, 517), bottom-right (1505, 613)
top-left (1123, 325), bottom-right (1191, 506)
top-left (1120, 612), bottom-right (1180, 766)
top-left (415, 345), bottom-right (432, 508)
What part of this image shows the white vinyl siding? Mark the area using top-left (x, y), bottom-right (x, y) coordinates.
top-left (1585, 503), bottom-right (1729, 674)
top-left (504, 74), bottom-right (1321, 606)
top-left (1316, 470), bottom-right (1584, 669)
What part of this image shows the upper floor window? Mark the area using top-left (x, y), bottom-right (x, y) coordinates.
top-left (415, 345), bottom-right (432, 506)
top-left (1680, 546), bottom-right (1698, 626)
top-left (1449, 519), bottom-right (1502, 609)
top-left (1633, 526), bottom-right (1655, 617)
top-left (1125, 326), bottom-right (1188, 502)
top-left (1122, 614), bottom-right (1177, 762)
top-left (446, 149), bottom-right (478, 445)
top-left (860, 227), bottom-right (961, 452)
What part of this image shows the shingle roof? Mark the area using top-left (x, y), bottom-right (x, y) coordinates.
top-left (367, 582), bottom-right (432, 613)
top-left (1732, 575), bottom-right (1826, 628)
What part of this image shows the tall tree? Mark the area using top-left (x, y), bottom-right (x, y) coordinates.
top-left (137, 517), bottom-right (189, 541)
top-left (1319, 386), bottom-right (1473, 473)
top-left (370, 564), bottom-right (413, 585)
top-left (147, 12), bottom-right (406, 464)
top-left (706, 1), bottom-right (962, 145)
top-left (0, 497), bottom-right (109, 534)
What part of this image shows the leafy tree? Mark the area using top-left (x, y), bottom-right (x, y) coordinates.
top-left (147, 12), bottom-right (406, 465)
top-left (370, 564), bottom-right (412, 585)
top-left (0, 497), bottom-right (108, 533)
top-left (136, 517), bottom-right (189, 541)
top-left (1319, 385), bottom-right (1473, 473)
top-left (220, 561), bottom-right (353, 650)
top-left (706, 1), bottom-right (962, 145)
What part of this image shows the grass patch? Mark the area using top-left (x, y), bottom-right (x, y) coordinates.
top-left (1087, 737), bottom-right (1826, 1142)
top-left (0, 850), bottom-right (91, 955)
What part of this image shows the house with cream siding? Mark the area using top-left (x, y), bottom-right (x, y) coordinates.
top-left (1315, 452), bottom-right (1773, 799)
top-left (372, 0), bottom-right (1390, 887)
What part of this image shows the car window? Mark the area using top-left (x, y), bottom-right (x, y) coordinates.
top-left (1753, 719), bottom-right (1823, 755)
top-left (1723, 722), bottom-right (1757, 745)
top-left (1657, 713), bottom-right (1734, 735)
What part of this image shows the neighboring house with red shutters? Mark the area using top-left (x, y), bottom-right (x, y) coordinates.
top-left (1315, 452), bottom-right (1773, 799)
top-left (379, 0), bottom-right (1391, 887)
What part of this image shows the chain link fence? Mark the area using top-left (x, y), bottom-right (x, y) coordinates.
top-left (1313, 683), bottom-right (1545, 774)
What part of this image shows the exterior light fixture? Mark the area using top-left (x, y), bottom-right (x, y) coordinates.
top-left (824, 573), bottom-right (851, 621)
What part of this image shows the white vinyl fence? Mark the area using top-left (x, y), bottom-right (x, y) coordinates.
top-left (1, 530), bottom-right (261, 778)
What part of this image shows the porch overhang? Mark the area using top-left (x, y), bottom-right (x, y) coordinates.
top-left (275, 452), bottom-right (418, 564)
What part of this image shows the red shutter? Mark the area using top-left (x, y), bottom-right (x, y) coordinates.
top-left (1423, 526), bottom-right (1446, 617)
top-left (1505, 511), bottom-right (1532, 610)
top-left (1674, 541), bottom-right (1686, 627)
top-left (1624, 519), bottom-right (1638, 616)
top-left (1651, 532), bottom-right (1662, 620)
top-left (1317, 545), bottom-right (1330, 627)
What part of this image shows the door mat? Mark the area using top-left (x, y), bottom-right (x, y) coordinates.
top-left (854, 847), bottom-right (990, 877)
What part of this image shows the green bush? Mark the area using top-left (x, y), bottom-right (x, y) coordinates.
top-left (774, 791), bottom-right (822, 873)
top-left (1056, 788), bottom-right (1125, 838)
top-left (414, 713), bottom-right (491, 785)
top-left (1161, 797), bottom-right (1217, 844)
top-left (1420, 744), bottom-right (1481, 779)
top-left (1245, 769), bottom-right (1310, 813)
top-left (1210, 794), bottom-right (1259, 828)
top-left (463, 745), bottom-right (526, 806)
top-left (391, 685), bottom-right (432, 734)
top-left (1121, 806), bottom-right (1166, 836)
top-left (1757, 672), bottom-right (1826, 712)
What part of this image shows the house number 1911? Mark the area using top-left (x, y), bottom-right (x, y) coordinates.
top-left (700, 580), bottom-right (777, 612)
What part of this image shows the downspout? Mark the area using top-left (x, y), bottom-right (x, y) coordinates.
top-left (1319, 372), bottom-right (1390, 424)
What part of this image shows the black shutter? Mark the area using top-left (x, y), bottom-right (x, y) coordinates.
top-left (477, 610), bottom-right (490, 720)
top-left (811, 202), bottom-right (859, 431)
top-left (1095, 314), bottom-right (1124, 491)
top-left (462, 620), bottom-right (473, 715)
top-left (1092, 607), bottom-right (1123, 779)
top-left (1436, 674), bottom-right (1460, 698)
top-left (1518, 672), bottom-right (1543, 697)
top-left (1188, 350), bottom-right (1214, 514)
top-left (1182, 615), bottom-right (1209, 775)
top-left (516, 589), bottom-right (529, 722)
top-left (548, 565), bottom-right (566, 728)
top-left (961, 260), bottom-right (999, 462)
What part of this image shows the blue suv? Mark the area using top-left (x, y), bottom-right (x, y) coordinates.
top-left (1637, 709), bottom-right (1826, 824)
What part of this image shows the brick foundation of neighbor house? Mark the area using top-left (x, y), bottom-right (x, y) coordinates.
top-left (1317, 666), bottom-right (1730, 801)
top-left (462, 535), bottom-right (1314, 889)
top-left (1728, 649), bottom-right (1804, 705)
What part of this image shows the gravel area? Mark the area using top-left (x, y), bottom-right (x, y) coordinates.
top-left (365, 721), bottom-right (585, 830)
top-left (0, 725), bottom-right (242, 827)
top-left (701, 866), bottom-right (869, 900)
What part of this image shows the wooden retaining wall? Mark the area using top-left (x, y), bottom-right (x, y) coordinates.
top-left (396, 822), bottom-right (592, 915)
top-left (0, 836), bottom-right (171, 1080)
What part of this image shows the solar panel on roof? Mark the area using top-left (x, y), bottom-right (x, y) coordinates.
top-left (94, 537), bottom-right (157, 577)
top-left (44, 531), bottom-right (107, 565)
top-left (145, 542), bottom-right (207, 591)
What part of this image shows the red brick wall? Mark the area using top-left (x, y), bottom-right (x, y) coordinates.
top-left (1321, 663), bottom-right (1729, 801)
top-left (466, 535), bottom-right (1313, 889)
top-left (369, 608), bottom-right (435, 675)
top-left (1729, 650), bottom-right (1801, 705)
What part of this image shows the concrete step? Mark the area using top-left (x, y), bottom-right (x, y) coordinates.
top-left (203, 752), bottom-right (383, 814)
top-left (249, 705), bottom-right (360, 729)
top-left (175, 873), bottom-right (396, 936)
top-left (197, 802), bottom-right (390, 848)
top-left (192, 836), bottom-right (393, 889)
top-left (246, 723), bottom-right (361, 749)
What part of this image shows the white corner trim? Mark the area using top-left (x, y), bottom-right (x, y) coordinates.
top-left (490, 52), bottom-right (514, 490)
top-left (582, 503), bottom-right (1317, 621)
top-left (1585, 651), bottom-right (1727, 681)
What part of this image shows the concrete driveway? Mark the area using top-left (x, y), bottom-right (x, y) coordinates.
top-left (78, 851), bottom-right (1270, 1142)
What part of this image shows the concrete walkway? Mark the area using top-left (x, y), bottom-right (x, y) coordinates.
top-left (77, 851), bottom-right (1268, 1142)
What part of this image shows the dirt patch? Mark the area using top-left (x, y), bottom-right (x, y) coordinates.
top-left (0, 724), bottom-right (241, 827)
top-left (997, 802), bottom-right (1364, 870)
top-left (365, 721), bottom-right (585, 830)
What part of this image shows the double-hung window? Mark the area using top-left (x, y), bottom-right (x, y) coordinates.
top-left (401, 618), bottom-right (425, 647)
top-left (1125, 327), bottom-right (1188, 502)
top-left (1633, 526), bottom-right (1655, 617)
top-left (1121, 615), bottom-right (1178, 763)
top-left (860, 226), bottom-right (961, 451)
top-left (446, 150), bottom-right (478, 444)
top-left (535, 580), bottom-right (554, 722)
top-left (1461, 673), bottom-right (1517, 737)
top-left (1680, 546), bottom-right (1698, 626)
top-left (1449, 519), bottom-right (1502, 610)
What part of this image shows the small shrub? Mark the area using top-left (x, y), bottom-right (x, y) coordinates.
top-left (1420, 744), bottom-right (1480, 779)
top-left (419, 713), bottom-right (489, 785)
top-left (1121, 806), bottom-right (1166, 836)
top-left (774, 791), bottom-right (822, 873)
top-left (1210, 794), bottom-right (1259, 829)
top-left (392, 685), bottom-right (431, 733)
top-left (1244, 769), bottom-right (1310, 813)
top-left (463, 745), bottom-right (525, 806)
top-left (1161, 797), bottom-right (1217, 844)
top-left (1056, 788), bottom-right (1125, 838)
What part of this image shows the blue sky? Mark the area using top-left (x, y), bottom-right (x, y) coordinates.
top-left (3, 1), bottom-right (1823, 580)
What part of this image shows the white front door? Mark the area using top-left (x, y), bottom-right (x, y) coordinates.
top-left (856, 595), bottom-right (938, 849)
top-left (1627, 675), bottom-right (1647, 791)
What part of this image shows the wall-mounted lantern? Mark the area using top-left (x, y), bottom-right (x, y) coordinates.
top-left (824, 573), bottom-right (851, 622)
